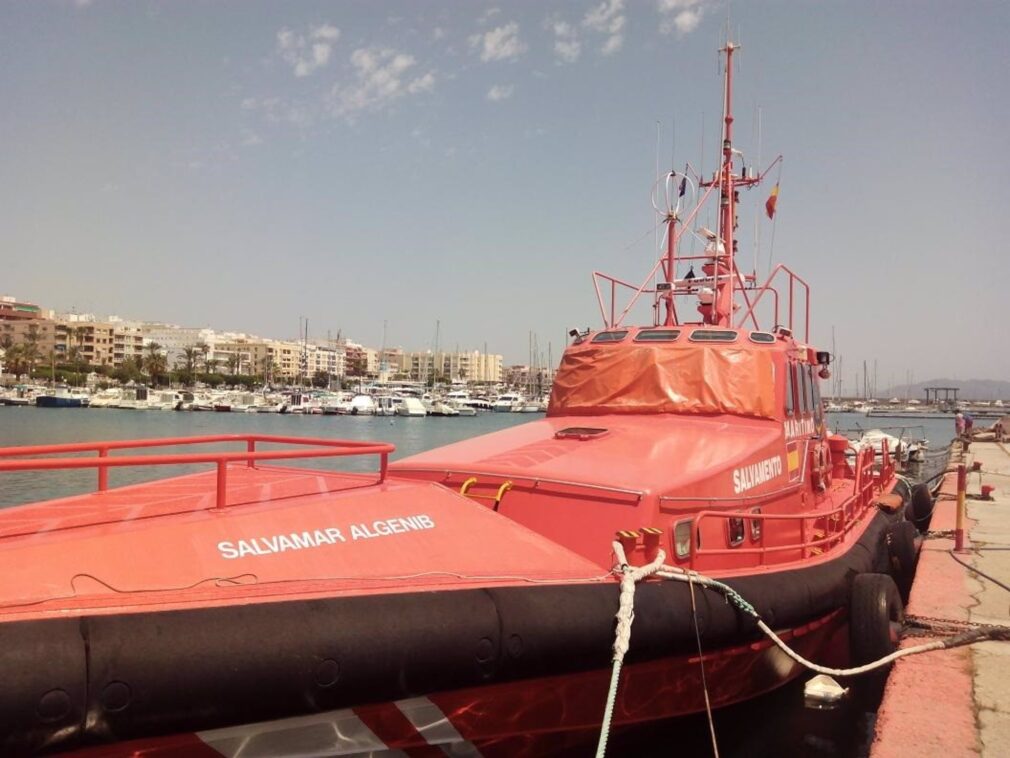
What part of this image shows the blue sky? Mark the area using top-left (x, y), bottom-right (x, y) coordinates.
top-left (2, 1), bottom-right (1008, 389)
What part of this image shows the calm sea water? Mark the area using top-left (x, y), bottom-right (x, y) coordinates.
top-left (0, 407), bottom-right (531, 507)
top-left (0, 408), bottom-right (955, 508)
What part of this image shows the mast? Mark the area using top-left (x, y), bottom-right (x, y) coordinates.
top-left (698, 39), bottom-right (758, 327)
top-left (715, 40), bottom-right (737, 326)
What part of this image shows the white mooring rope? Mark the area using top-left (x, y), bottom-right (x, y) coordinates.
top-left (594, 543), bottom-right (667, 758)
top-left (593, 541), bottom-right (1009, 756)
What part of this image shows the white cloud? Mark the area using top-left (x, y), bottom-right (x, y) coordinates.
top-left (73, 0), bottom-right (93, 7)
top-left (658, 0), bottom-right (710, 35)
top-left (546, 18), bottom-right (581, 64)
top-left (313, 24), bottom-right (340, 41)
top-left (407, 72), bottom-right (436, 94)
top-left (479, 8), bottom-right (502, 25)
top-left (469, 21), bottom-right (527, 63)
top-left (432, 26), bottom-right (447, 41)
top-left (486, 84), bottom-right (514, 102)
top-left (583, 0), bottom-right (625, 56)
top-left (277, 23), bottom-right (341, 77)
top-left (241, 129), bottom-right (264, 147)
top-left (329, 47), bottom-right (436, 117)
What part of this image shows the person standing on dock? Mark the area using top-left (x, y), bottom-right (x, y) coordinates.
top-left (955, 411), bottom-right (966, 438)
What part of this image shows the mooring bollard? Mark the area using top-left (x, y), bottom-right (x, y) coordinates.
top-left (954, 463), bottom-right (967, 552)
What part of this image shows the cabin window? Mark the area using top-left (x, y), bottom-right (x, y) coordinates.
top-left (728, 517), bottom-right (746, 546)
top-left (750, 507), bottom-right (762, 541)
top-left (811, 369), bottom-right (824, 424)
top-left (749, 331), bottom-right (776, 344)
top-left (674, 520), bottom-right (693, 559)
top-left (634, 328), bottom-right (681, 342)
top-left (785, 364), bottom-right (796, 416)
top-left (798, 366), bottom-right (810, 414)
top-left (689, 329), bottom-right (738, 342)
top-left (591, 330), bottom-right (629, 343)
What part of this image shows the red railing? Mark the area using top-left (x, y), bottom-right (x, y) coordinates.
top-left (687, 444), bottom-right (886, 568)
top-left (735, 263), bottom-right (810, 342)
top-left (0, 435), bottom-right (395, 509)
top-left (591, 261), bottom-right (809, 341)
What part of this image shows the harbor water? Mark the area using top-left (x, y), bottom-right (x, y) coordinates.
top-left (0, 409), bottom-right (955, 507)
top-left (0, 408), bottom-right (956, 756)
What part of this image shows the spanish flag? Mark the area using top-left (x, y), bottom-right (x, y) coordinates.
top-left (765, 183), bottom-right (779, 219)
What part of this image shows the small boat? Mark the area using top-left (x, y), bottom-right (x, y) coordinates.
top-left (395, 397), bottom-right (428, 417)
top-left (34, 385), bottom-right (90, 408)
top-left (0, 39), bottom-right (928, 757)
top-left (492, 391), bottom-right (524, 412)
top-left (427, 399), bottom-right (461, 416)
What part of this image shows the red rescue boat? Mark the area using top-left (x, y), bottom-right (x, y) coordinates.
top-left (0, 40), bottom-right (924, 757)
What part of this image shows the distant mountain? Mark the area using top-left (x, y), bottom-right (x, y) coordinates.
top-left (880, 379), bottom-right (1010, 402)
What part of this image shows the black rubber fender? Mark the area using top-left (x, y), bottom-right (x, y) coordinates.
top-left (849, 573), bottom-right (903, 707)
top-left (907, 483), bottom-right (934, 533)
top-left (885, 520), bottom-right (919, 602)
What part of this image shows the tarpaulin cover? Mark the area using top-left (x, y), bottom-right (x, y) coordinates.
top-left (547, 342), bottom-right (777, 419)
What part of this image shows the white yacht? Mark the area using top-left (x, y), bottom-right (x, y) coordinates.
top-left (493, 392), bottom-right (525, 413)
top-left (395, 397), bottom-right (428, 417)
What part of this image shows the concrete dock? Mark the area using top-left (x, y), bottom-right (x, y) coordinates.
top-left (872, 441), bottom-right (1010, 757)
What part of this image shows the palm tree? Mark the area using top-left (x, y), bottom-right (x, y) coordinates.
top-left (144, 343), bottom-right (168, 386)
top-left (197, 342), bottom-right (211, 374)
top-left (2, 343), bottom-right (24, 378)
top-left (258, 355), bottom-right (276, 384)
top-left (177, 345), bottom-right (201, 386)
top-left (226, 352), bottom-right (241, 376)
top-left (66, 346), bottom-right (84, 385)
top-left (24, 323), bottom-right (40, 371)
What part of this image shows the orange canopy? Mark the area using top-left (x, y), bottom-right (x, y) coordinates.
top-left (547, 341), bottom-right (778, 420)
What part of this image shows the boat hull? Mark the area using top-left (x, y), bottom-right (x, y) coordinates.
top-left (34, 396), bottom-right (86, 408)
top-left (3, 509), bottom-right (895, 755)
top-left (65, 608), bottom-right (847, 757)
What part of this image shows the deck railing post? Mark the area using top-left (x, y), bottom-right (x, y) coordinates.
top-left (216, 460), bottom-right (228, 509)
top-left (97, 448), bottom-right (108, 491)
top-left (247, 439), bottom-right (255, 469)
top-left (954, 463), bottom-right (967, 552)
top-left (379, 452), bottom-right (388, 482)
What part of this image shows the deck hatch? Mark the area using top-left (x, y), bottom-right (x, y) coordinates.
top-left (554, 427), bottom-right (609, 441)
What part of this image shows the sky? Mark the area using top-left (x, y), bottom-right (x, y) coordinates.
top-left (1, 1), bottom-right (1008, 390)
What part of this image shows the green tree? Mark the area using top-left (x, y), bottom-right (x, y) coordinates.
top-left (113, 356), bottom-right (143, 384)
top-left (66, 346), bottom-right (85, 385)
top-left (176, 345), bottom-right (201, 386)
top-left (2, 343), bottom-right (25, 377)
top-left (22, 323), bottom-right (41, 379)
top-left (144, 343), bottom-right (168, 387)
